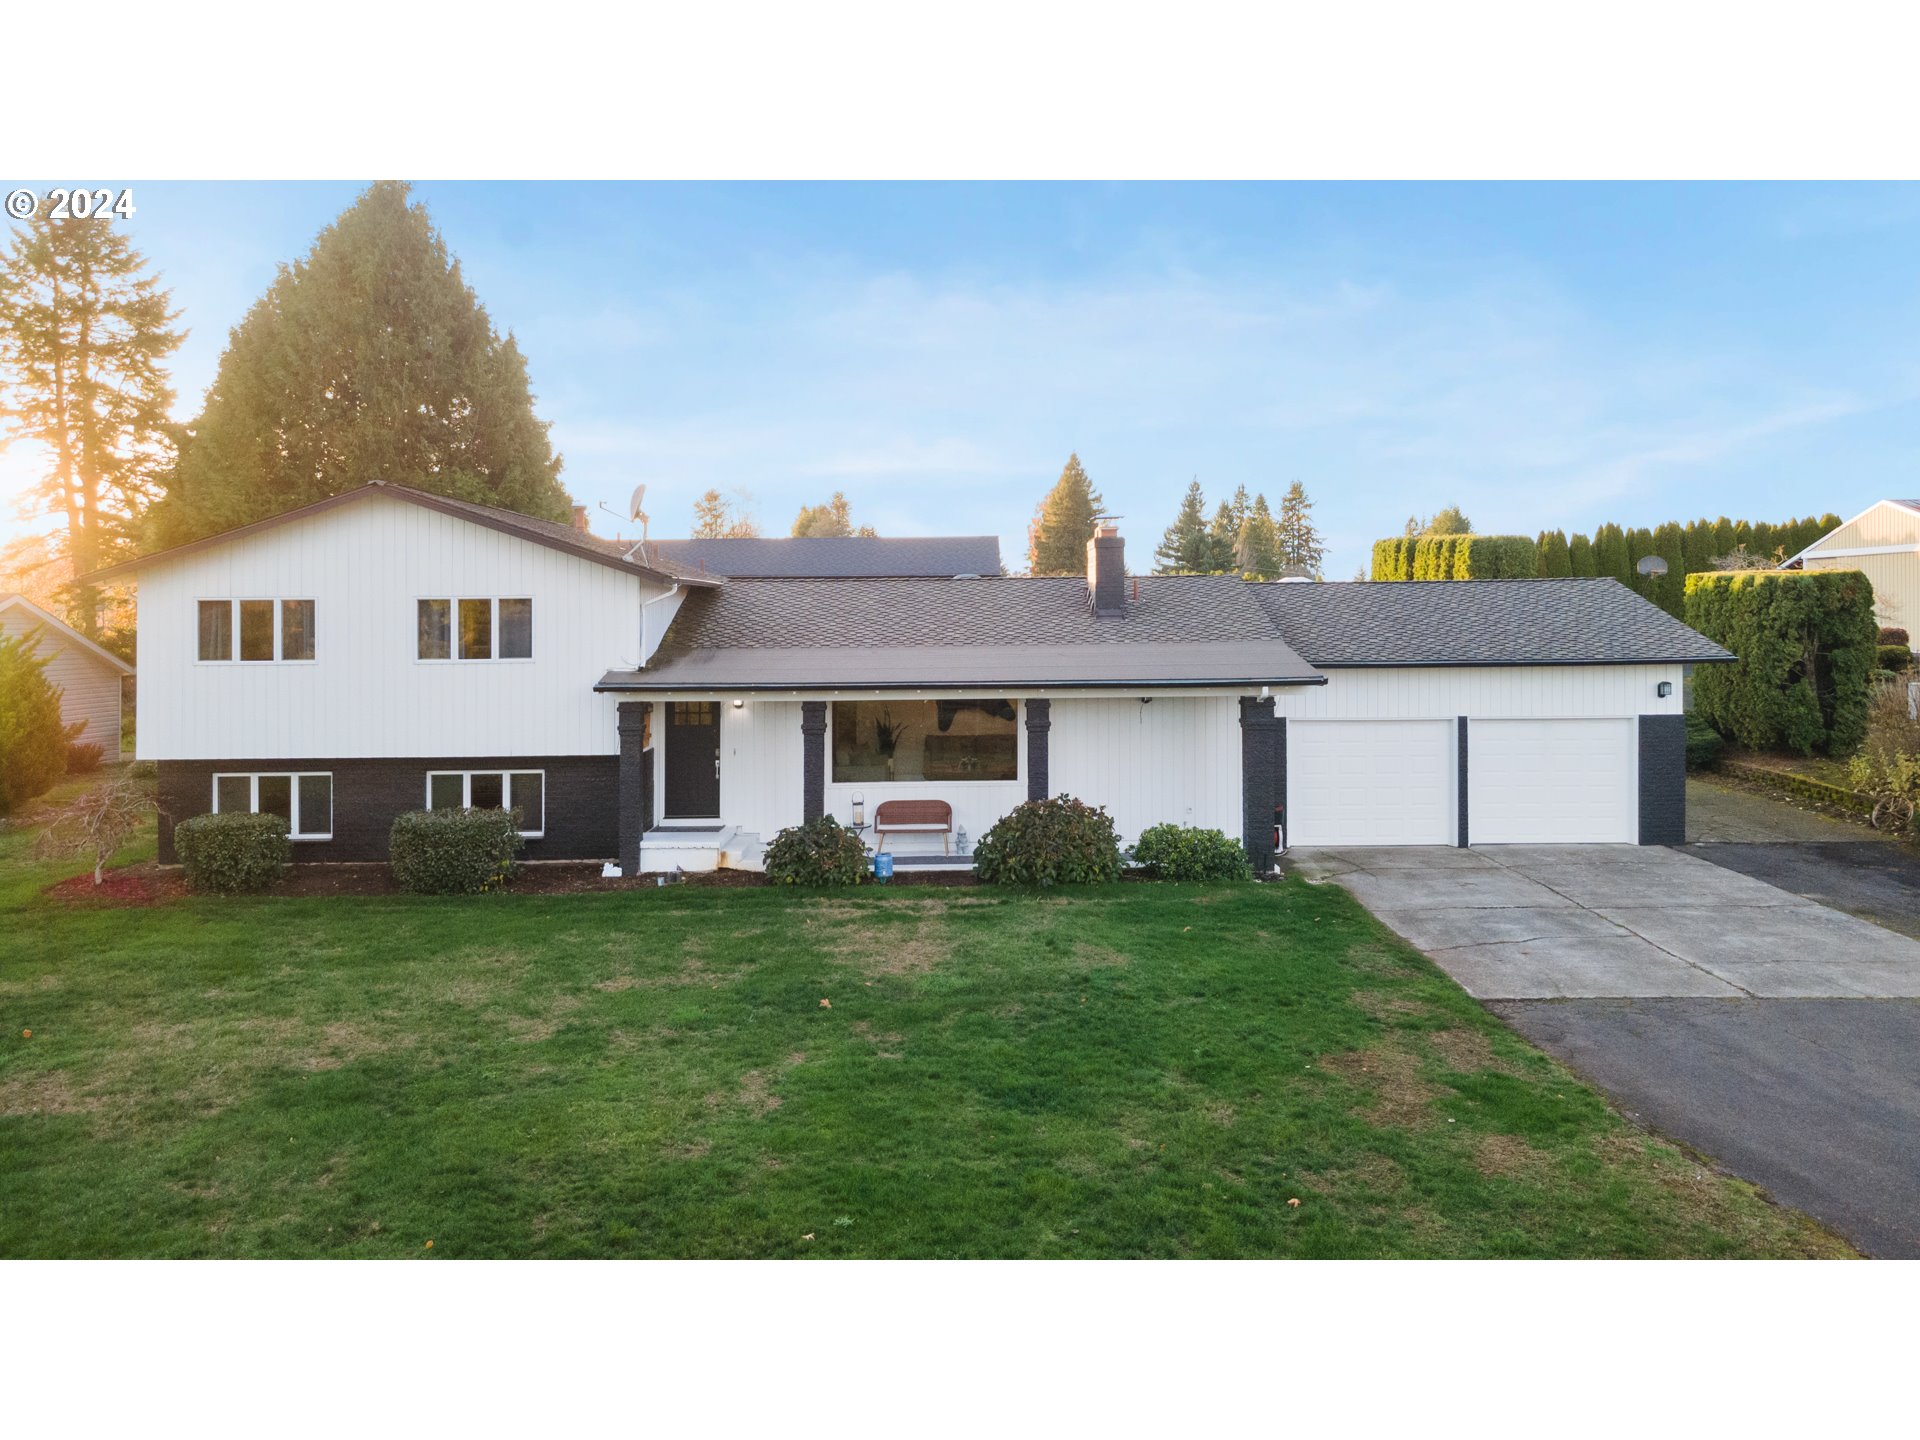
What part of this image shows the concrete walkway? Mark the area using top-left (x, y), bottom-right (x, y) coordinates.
top-left (1287, 844), bottom-right (1920, 999)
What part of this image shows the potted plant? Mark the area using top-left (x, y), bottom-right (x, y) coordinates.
top-left (872, 707), bottom-right (909, 779)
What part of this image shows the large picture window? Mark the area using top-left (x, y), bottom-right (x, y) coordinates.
top-left (211, 772), bottom-right (333, 840)
top-left (197, 600), bottom-right (317, 663)
top-left (831, 700), bottom-right (1017, 783)
top-left (425, 769), bottom-right (545, 836)
top-left (418, 598), bottom-right (532, 660)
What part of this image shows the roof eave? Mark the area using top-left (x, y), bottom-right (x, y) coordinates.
top-left (595, 672), bottom-right (1328, 694)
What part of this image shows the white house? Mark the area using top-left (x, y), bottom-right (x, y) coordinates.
top-left (88, 481), bottom-right (1729, 872)
top-left (0, 593), bottom-right (134, 756)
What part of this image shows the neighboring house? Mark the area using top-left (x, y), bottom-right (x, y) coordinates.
top-left (1780, 500), bottom-right (1919, 626)
top-left (0, 593), bottom-right (134, 755)
top-left (649, 535), bottom-right (1002, 578)
top-left (87, 481), bottom-right (1730, 873)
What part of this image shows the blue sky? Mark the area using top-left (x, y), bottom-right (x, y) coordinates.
top-left (5, 181), bottom-right (1917, 576)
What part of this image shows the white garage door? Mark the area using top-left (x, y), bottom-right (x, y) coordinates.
top-left (1287, 720), bottom-right (1455, 846)
top-left (1469, 718), bottom-right (1636, 844)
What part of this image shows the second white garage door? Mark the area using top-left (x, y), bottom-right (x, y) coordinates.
top-left (1468, 718), bottom-right (1636, 844)
top-left (1287, 719), bottom-right (1455, 846)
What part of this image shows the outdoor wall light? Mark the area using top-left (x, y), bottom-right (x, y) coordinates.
top-left (732, 698), bottom-right (744, 709)
top-left (1656, 681), bottom-right (1674, 698)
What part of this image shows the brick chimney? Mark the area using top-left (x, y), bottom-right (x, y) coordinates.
top-left (571, 505), bottom-right (590, 534)
top-left (1087, 521), bottom-right (1126, 618)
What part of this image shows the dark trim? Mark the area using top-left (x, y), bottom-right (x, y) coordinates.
top-left (596, 675), bottom-right (1329, 693)
top-left (82, 482), bottom-right (719, 589)
top-left (1637, 714), bottom-right (1687, 845)
top-left (1239, 697), bottom-right (1280, 873)
top-left (801, 701), bottom-right (827, 822)
top-left (1275, 716), bottom-right (1287, 849)
top-left (1024, 697), bottom-right (1051, 802)
top-left (617, 701), bottom-right (653, 876)
top-left (1456, 716), bottom-right (1470, 848)
top-left (155, 755), bottom-right (618, 864)
top-left (1305, 656), bottom-right (1733, 669)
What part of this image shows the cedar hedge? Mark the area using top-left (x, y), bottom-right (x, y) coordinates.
top-left (763, 815), bottom-right (870, 886)
top-left (389, 808), bottom-right (524, 894)
top-left (1132, 824), bottom-right (1254, 881)
top-left (1684, 569), bottom-right (1878, 756)
top-left (1683, 712), bottom-right (1725, 771)
top-left (1370, 534), bottom-right (1540, 581)
top-left (175, 812), bottom-right (292, 894)
top-left (973, 795), bottom-right (1123, 886)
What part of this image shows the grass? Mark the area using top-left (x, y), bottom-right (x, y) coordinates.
top-left (0, 791), bottom-right (1849, 1258)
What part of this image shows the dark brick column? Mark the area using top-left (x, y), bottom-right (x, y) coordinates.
top-left (1239, 697), bottom-right (1280, 873)
top-left (1457, 716), bottom-right (1470, 848)
top-left (801, 701), bottom-right (827, 822)
top-left (1024, 698), bottom-right (1051, 802)
top-left (1638, 714), bottom-right (1687, 845)
top-left (617, 701), bottom-right (653, 875)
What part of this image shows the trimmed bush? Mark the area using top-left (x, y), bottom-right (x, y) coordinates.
top-left (1880, 627), bottom-right (1909, 646)
top-left (763, 815), bottom-right (869, 886)
top-left (1370, 533), bottom-right (1540, 581)
top-left (1684, 712), bottom-right (1725, 771)
top-left (1877, 643), bottom-right (1913, 673)
top-left (1132, 823), bottom-right (1253, 881)
top-left (66, 741), bottom-right (104, 774)
top-left (0, 629), bottom-right (68, 817)
top-left (389, 808), bottom-right (524, 894)
top-left (973, 795), bottom-right (1123, 886)
top-left (1685, 569), bottom-right (1878, 756)
top-left (175, 812), bottom-right (292, 894)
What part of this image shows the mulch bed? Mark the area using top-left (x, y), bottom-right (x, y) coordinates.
top-left (43, 866), bottom-right (192, 908)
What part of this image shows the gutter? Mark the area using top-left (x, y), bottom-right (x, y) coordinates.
top-left (594, 674), bottom-right (1329, 694)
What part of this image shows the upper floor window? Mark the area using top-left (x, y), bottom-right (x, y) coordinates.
top-left (198, 599), bottom-right (315, 663)
top-left (418, 597), bottom-right (532, 660)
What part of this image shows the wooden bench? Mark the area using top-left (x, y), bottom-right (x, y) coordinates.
top-left (872, 799), bottom-right (954, 854)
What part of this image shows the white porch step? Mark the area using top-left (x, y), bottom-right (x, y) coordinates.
top-left (638, 824), bottom-right (739, 874)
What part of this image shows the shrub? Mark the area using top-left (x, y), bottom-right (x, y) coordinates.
top-left (66, 741), bottom-right (104, 774)
top-left (763, 815), bottom-right (870, 886)
top-left (1370, 533), bottom-right (1539, 581)
top-left (1132, 823), bottom-right (1254, 881)
top-left (1685, 569), bottom-right (1878, 756)
top-left (1847, 681), bottom-right (1920, 832)
top-left (1684, 712), bottom-right (1725, 771)
top-left (1880, 627), bottom-right (1909, 646)
top-left (175, 812), bottom-right (291, 894)
top-left (389, 808), bottom-right (524, 894)
top-left (973, 795), bottom-right (1122, 886)
top-left (0, 630), bottom-right (68, 817)
top-left (1878, 644), bottom-right (1913, 673)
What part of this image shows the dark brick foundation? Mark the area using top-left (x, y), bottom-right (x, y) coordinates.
top-left (1239, 697), bottom-right (1280, 873)
top-left (156, 755), bottom-right (620, 864)
top-left (1637, 714), bottom-right (1687, 845)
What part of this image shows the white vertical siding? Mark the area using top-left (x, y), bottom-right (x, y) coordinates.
top-left (134, 494), bottom-right (658, 760)
top-left (1281, 665), bottom-right (1684, 719)
top-left (1049, 696), bottom-right (1242, 846)
top-left (721, 699), bottom-right (805, 837)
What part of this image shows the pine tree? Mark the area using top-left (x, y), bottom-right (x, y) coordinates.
top-left (149, 182), bottom-right (568, 548)
top-left (1274, 480), bottom-right (1325, 577)
top-left (1026, 453), bottom-right (1103, 575)
top-left (691, 488), bottom-right (759, 538)
top-left (791, 491), bottom-right (875, 538)
top-left (1235, 493), bottom-right (1281, 578)
top-left (1539, 529), bottom-right (1573, 578)
top-left (1568, 532), bottom-right (1596, 577)
top-left (1155, 479), bottom-right (1215, 574)
top-left (0, 199), bottom-right (184, 635)
top-left (1206, 501), bottom-right (1240, 574)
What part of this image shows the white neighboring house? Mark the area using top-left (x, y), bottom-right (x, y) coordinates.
top-left (0, 593), bottom-right (134, 756)
top-left (87, 481), bottom-right (1730, 871)
top-left (1781, 499), bottom-right (1920, 627)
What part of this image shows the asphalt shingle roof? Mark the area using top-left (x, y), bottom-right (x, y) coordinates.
top-left (648, 535), bottom-right (1003, 578)
top-left (1253, 578), bottom-right (1734, 666)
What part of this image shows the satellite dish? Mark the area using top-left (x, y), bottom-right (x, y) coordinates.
top-left (628, 484), bottom-right (648, 522)
top-left (1636, 554), bottom-right (1669, 578)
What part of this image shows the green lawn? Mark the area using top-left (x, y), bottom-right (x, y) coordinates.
top-left (0, 794), bottom-right (1848, 1258)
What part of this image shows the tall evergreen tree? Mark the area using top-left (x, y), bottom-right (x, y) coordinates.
top-left (1568, 531), bottom-right (1596, 577)
top-left (791, 491), bottom-right (875, 538)
top-left (1155, 479), bottom-right (1216, 574)
top-left (691, 488), bottom-right (759, 538)
top-left (1539, 529), bottom-right (1573, 578)
top-left (149, 182), bottom-right (568, 548)
top-left (1650, 520), bottom-right (1687, 614)
top-left (1593, 523), bottom-right (1629, 583)
top-left (1235, 493), bottom-right (1281, 578)
top-left (1424, 504), bottom-right (1473, 536)
top-left (1026, 453), bottom-right (1103, 575)
top-left (0, 199), bottom-right (184, 635)
top-left (1274, 480), bottom-right (1325, 576)
top-left (1206, 501), bottom-right (1240, 573)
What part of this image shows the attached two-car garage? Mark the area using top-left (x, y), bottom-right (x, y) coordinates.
top-left (1284, 716), bottom-right (1638, 847)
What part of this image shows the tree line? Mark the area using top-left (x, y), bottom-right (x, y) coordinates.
top-left (1535, 513), bottom-right (1842, 617)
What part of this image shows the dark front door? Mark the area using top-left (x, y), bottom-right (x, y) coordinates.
top-left (663, 700), bottom-right (721, 818)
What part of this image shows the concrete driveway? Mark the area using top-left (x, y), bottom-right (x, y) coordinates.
top-left (1287, 844), bottom-right (1920, 999)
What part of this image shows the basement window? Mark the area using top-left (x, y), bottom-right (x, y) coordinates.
top-left (211, 772), bottom-right (333, 840)
top-left (425, 769), bottom-right (545, 837)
